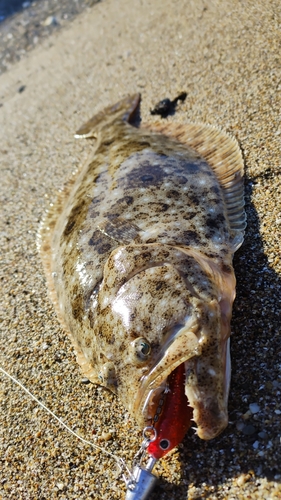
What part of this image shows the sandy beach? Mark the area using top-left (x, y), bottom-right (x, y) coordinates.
top-left (0, 0), bottom-right (280, 498)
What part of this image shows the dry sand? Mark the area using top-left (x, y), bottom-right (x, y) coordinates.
top-left (0, 0), bottom-right (280, 498)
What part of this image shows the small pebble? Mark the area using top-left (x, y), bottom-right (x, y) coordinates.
top-left (258, 431), bottom-right (268, 439)
top-left (101, 431), bottom-right (113, 441)
top-left (249, 403), bottom-right (260, 414)
top-left (242, 410), bottom-right (252, 420)
top-left (236, 473), bottom-right (251, 487)
top-left (236, 421), bottom-right (245, 431)
top-left (42, 16), bottom-right (58, 27)
top-left (81, 377), bottom-right (90, 384)
top-left (242, 424), bottom-right (256, 436)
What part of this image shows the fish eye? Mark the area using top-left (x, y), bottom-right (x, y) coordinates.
top-left (159, 439), bottom-right (170, 450)
top-left (133, 337), bottom-right (151, 360)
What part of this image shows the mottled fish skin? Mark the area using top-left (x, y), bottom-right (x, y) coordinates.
top-left (38, 94), bottom-right (245, 440)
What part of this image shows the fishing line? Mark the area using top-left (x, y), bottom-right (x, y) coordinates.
top-left (0, 365), bottom-right (134, 482)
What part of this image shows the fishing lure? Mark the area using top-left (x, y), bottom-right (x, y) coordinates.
top-left (147, 363), bottom-right (193, 459)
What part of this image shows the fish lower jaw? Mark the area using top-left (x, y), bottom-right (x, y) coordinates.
top-left (190, 403), bottom-right (228, 440)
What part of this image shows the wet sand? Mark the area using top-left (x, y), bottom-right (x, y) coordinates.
top-left (0, 0), bottom-right (280, 498)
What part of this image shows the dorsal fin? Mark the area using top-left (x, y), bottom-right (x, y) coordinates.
top-left (143, 121), bottom-right (246, 251)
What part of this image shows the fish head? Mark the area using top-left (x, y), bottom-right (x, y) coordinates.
top-left (95, 243), bottom-right (236, 440)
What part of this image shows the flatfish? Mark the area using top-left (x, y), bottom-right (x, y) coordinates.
top-left (37, 94), bottom-right (245, 444)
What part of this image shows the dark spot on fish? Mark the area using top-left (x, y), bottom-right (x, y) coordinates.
top-left (166, 189), bottom-right (180, 199)
top-left (117, 195), bottom-right (134, 205)
top-left (107, 212), bottom-right (121, 220)
top-left (186, 163), bottom-right (200, 174)
top-left (206, 252), bottom-right (217, 259)
top-left (155, 282), bottom-right (164, 291)
top-left (148, 303), bottom-right (155, 313)
top-left (141, 174), bottom-right (154, 182)
top-left (161, 250), bottom-right (170, 259)
top-left (149, 202), bottom-right (169, 213)
top-left (72, 298), bottom-right (83, 322)
top-left (221, 263), bottom-right (232, 274)
top-left (220, 248), bottom-right (228, 255)
top-left (98, 243), bottom-right (112, 254)
top-left (123, 163), bottom-right (167, 189)
top-left (139, 252), bottom-right (152, 262)
top-left (143, 318), bottom-right (152, 330)
top-left (188, 193), bottom-right (200, 204)
top-left (210, 185), bottom-right (221, 195)
top-left (177, 176), bottom-right (187, 184)
top-left (95, 174), bottom-right (103, 183)
top-left (91, 196), bottom-right (104, 206)
top-left (125, 246), bottom-right (135, 254)
top-left (89, 210), bottom-right (100, 219)
top-left (206, 214), bottom-right (224, 230)
top-left (88, 309), bottom-right (95, 328)
top-left (89, 230), bottom-right (114, 254)
top-left (182, 230), bottom-right (200, 244)
top-left (64, 220), bottom-right (75, 236)
top-left (151, 341), bottom-right (160, 350)
top-left (182, 212), bottom-right (197, 221)
top-left (85, 260), bottom-right (95, 267)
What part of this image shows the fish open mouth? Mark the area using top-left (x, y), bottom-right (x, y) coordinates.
top-left (132, 306), bottom-right (231, 442)
top-left (133, 318), bottom-right (201, 425)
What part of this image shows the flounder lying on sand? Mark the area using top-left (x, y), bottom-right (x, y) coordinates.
top-left (38, 94), bottom-right (245, 446)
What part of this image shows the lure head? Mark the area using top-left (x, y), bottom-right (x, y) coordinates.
top-left (92, 243), bottom-right (236, 441)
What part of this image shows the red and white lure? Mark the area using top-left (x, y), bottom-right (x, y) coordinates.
top-left (125, 364), bottom-right (193, 500)
top-left (147, 363), bottom-right (193, 460)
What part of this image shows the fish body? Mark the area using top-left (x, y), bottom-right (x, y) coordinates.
top-left (38, 94), bottom-right (245, 442)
